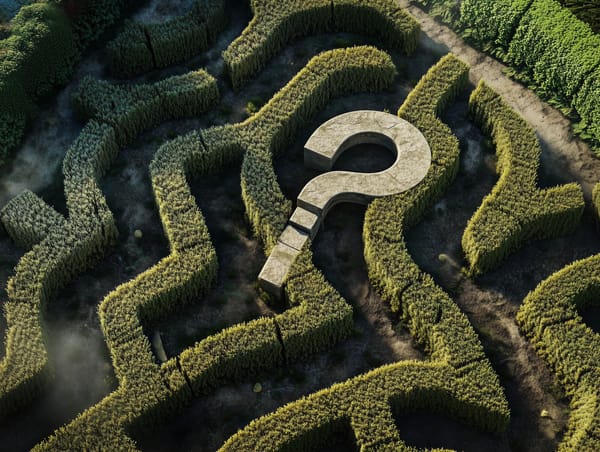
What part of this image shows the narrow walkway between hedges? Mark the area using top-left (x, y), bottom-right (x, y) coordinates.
top-left (398, 0), bottom-right (600, 198)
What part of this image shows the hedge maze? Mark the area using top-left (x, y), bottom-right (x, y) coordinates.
top-left (0, 0), bottom-right (598, 450)
top-left (223, 54), bottom-right (510, 451)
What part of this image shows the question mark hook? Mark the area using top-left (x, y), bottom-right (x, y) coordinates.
top-left (258, 110), bottom-right (431, 298)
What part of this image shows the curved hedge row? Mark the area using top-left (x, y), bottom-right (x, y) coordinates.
top-left (0, 121), bottom-right (119, 417)
top-left (34, 124), bottom-right (239, 451)
top-left (222, 0), bottom-right (418, 89)
top-left (517, 205), bottom-right (600, 450)
top-left (73, 69), bottom-right (219, 145)
top-left (237, 45), bottom-right (397, 253)
top-left (221, 361), bottom-right (508, 451)
top-left (462, 81), bottom-right (584, 275)
top-left (106, 0), bottom-right (226, 78)
top-left (221, 54), bottom-right (509, 450)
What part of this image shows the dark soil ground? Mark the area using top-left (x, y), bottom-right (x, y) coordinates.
top-left (0, 0), bottom-right (598, 451)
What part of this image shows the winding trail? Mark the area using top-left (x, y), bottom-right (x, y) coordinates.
top-left (398, 0), bottom-right (600, 196)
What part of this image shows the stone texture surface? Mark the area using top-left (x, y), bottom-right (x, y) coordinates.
top-left (258, 240), bottom-right (302, 299)
top-left (278, 224), bottom-right (309, 251)
top-left (259, 110), bottom-right (432, 297)
top-left (289, 207), bottom-right (320, 238)
top-left (300, 110), bottom-right (431, 221)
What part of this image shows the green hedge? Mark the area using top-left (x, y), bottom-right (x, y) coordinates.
top-left (1, 68), bottom-right (218, 423)
top-left (594, 183), bottom-right (600, 224)
top-left (559, 0), bottom-right (600, 33)
top-left (0, 121), bottom-right (119, 417)
top-left (365, 53), bottom-right (508, 436)
top-left (278, 244), bottom-right (353, 363)
top-left (517, 217), bottom-right (600, 450)
top-left (506, 0), bottom-right (600, 102)
top-left (73, 69), bottom-right (219, 145)
top-left (366, 55), bottom-right (498, 371)
top-left (104, 23), bottom-right (152, 77)
top-left (2, 3), bottom-right (78, 98)
top-left (220, 361), bottom-right (510, 451)
top-left (0, 190), bottom-right (66, 248)
top-left (237, 46), bottom-right (397, 253)
top-left (574, 66), bottom-right (600, 148)
top-left (0, 2), bottom-right (77, 161)
top-left (364, 54), bottom-right (468, 317)
top-left (106, 0), bottom-right (226, 78)
top-left (56, 0), bottom-right (143, 49)
top-left (0, 0), bottom-right (139, 162)
top-left (35, 124), bottom-right (224, 451)
top-left (461, 81), bottom-right (584, 275)
top-left (222, 0), bottom-right (418, 89)
top-left (332, 0), bottom-right (420, 53)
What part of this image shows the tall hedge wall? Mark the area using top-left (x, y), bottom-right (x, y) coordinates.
top-left (462, 81), bottom-right (584, 275)
top-left (222, 0), bottom-right (418, 89)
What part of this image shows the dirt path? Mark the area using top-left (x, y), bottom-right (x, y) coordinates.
top-left (398, 0), bottom-right (600, 197)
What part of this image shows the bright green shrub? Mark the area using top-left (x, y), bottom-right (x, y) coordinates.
top-left (462, 81), bottom-right (584, 275)
top-left (223, 0), bottom-right (417, 89)
top-left (506, 0), bottom-right (600, 101)
top-left (574, 67), bottom-right (600, 149)
top-left (559, 0), bottom-right (600, 33)
top-left (429, 0), bottom-right (600, 152)
top-left (458, 0), bottom-right (532, 52)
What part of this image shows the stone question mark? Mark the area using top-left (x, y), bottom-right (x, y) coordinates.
top-left (259, 110), bottom-right (432, 297)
